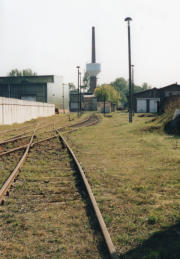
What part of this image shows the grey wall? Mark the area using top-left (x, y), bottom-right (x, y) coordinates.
top-left (0, 97), bottom-right (55, 125)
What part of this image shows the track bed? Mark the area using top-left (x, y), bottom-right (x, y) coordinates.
top-left (0, 137), bottom-right (108, 258)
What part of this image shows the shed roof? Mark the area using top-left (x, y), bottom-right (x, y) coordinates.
top-left (157, 83), bottom-right (180, 91)
top-left (0, 75), bottom-right (54, 84)
top-left (133, 88), bottom-right (157, 96)
top-left (133, 83), bottom-right (180, 96)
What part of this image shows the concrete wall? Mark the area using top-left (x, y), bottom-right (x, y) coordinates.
top-left (0, 97), bottom-right (55, 125)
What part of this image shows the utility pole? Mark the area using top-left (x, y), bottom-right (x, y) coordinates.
top-left (104, 95), bottom-right (106, 117)
top-left (79, 71), bottom-right (82, 115)
top-left (76, 66), bottom-right (80, 117)
top-left (62, 83), bottom-right (65, 114)
top-left (125, 17), bottom-right (133, 123)
top-left (131, 65), bottom-right (134, 116)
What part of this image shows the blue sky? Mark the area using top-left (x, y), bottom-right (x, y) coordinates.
top-left (1, 0), bottom-right (180, 88)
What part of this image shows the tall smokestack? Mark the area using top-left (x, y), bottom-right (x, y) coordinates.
top-left (86, 26), bottom-right (101, 93)
top-left (92, 27), bottom-right (96, 63)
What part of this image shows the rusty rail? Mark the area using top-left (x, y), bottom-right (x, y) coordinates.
top-left (56, 130), bottom-right (119, 259)
top-left (0, 117), bottom-right (94, 157)
top-left (0, 119), bottom-right (99, 157)
top-left (0, 129), bottom-right (36, 205)
top-left (0, 117), bottom-right (90, 147)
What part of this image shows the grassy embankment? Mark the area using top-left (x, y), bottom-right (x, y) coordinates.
top-left (67, 112), bottom-right (180, 258)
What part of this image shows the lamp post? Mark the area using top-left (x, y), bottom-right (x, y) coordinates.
top-left (62, 83), bottom-right (65, 114)
top-left (131, 64), bottom-right (134, 116)
top-left (76, 66), bottom-right (80, 117)
top-left (79, 72), bottom-right (82, 115)
top-left (125, 17), bottom-right (133, 123)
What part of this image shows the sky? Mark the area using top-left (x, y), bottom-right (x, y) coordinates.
top-left (1, 0), bottom-right (180, 88)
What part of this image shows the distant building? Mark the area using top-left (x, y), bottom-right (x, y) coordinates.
top-left (69, 90), bottom-right (82, 112)
top-left (133, 83), bottom-right (180, 113)
top-left (69, 91), bottom-right (97, 112)
top-left (0, 75), bottom-right (69, 112)
top-left (83, 94), bottom-right (97, 111)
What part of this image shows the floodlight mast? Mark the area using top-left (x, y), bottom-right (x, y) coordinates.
top-left (124, 17), bottom-right (133, 123)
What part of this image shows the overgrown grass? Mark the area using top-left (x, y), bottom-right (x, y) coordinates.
top-left (0, 113), bottom-right (82, 142)
top-left (0, 135), bottom-right (107, 258)
top-left (67, 112), bottom-right (180, 258)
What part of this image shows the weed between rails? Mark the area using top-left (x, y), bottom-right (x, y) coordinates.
top-left (0, 137), bottom-right (108, 258)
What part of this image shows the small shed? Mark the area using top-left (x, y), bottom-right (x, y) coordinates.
top-left (83, 94), bottom-right (97, 111)
top-left (133, 83), bottom-right (180, 113)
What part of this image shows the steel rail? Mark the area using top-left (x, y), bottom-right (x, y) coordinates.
top-left (0, 144), bottom-right (27, 157)
top-left (0, 117), bottom-right (90, 146)
top-left (0, 122), bottom-right (54, 144)
top-left (0, 128), bottom-right (37, 205)
top-left (0, 119), bottom-right (99, 157)
top-left (68, 117), bottom-right (90, 127)
top-left (56, 130), bottom-right (119, 259)
top-left (0, 124), bottom-right (34, 135)
top-left (0, 127), bottom-right (55, 146)
top-left (0, 134), bottom-right (31, 145)
top-left (0, 135), bottom-right (58, 157)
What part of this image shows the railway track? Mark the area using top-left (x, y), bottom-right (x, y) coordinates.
top-left (0, 116), bottom-right (98, 158)
top-left (0, 116), bottom-right (99, 200)
top-left (0, 114), bottom-right (118, 258)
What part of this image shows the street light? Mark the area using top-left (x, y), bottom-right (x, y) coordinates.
top-left (131, 64), bottom-right (134, 116)
top-left (79, 71), bottom-right (82, 114)
top-left (124, 17), bottom-right (133, 123)
top-left (76, 66), bottom-right (80, 117)
top-left (62, 83), bottom-right (65, 114)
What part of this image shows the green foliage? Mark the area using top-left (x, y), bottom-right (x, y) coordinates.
top-left (68, 83), bottom-right (76, 90)
top-left (142, 82), bottom-right (152, 90)
top-left (110, 77), bottom-right (144, 106)
top-left (8, 68), bottom-right (37, 76)
top-left (82, 72), bottom-right (89, 91)
top-left (94, 84), bottom-right (120, 105)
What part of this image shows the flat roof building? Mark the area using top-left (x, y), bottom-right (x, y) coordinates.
top-left (0, 75), bottom-right (69, 112)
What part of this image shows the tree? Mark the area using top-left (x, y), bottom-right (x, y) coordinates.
top-left (95, 84), bottom-right (120, 106)
top-left (81, 72), bottom-right (90, 92)
top-left (68, 83), bottom-right (76, 91)
top-left (8, 68), bottom-right (37, 76)
top-left (110, 77), bottom-right (147, 107)
top-left (110, 77), bottom-right (129, 106)
top-left (142, 82), bottom-right (151, 90)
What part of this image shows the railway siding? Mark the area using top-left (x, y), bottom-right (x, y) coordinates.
top-left (0, 137), bottom-right (108, 258)
top-left (66, 113), bottom-right (180, 258)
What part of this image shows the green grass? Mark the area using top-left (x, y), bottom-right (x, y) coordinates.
top-left (0, 136), bottom-right (107, 258)
top-left (67, 112), bottom-right (180, 258)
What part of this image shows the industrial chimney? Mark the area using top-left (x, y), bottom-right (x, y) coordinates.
top-left (86, 27), bottom-right (101, 93)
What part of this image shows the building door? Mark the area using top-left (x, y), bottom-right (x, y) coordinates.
top-left (150, 100), bottom-right (157, 113)
top-left (137, 100), bottom-right (146, 112)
